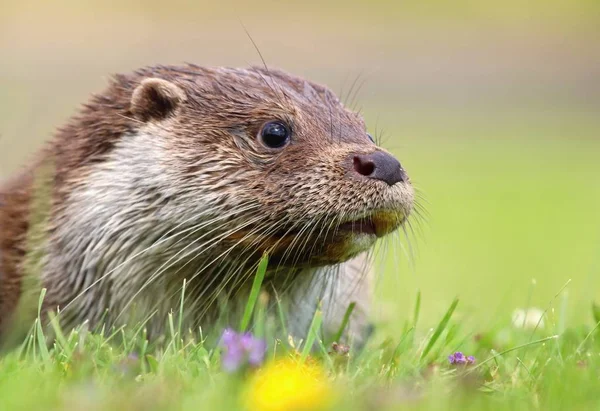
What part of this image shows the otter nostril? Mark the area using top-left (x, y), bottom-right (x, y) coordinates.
top-left (353, 155), bottom-right (375, 177)
top-left (351, 151), bottom-right (406, 186)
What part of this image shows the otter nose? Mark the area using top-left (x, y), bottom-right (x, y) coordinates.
top-left (352, 151), bottom-right (407, 186)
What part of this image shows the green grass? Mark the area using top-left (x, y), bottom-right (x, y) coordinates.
top-left (2, 279), bottom-right (600, 410)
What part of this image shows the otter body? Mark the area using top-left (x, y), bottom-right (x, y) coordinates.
top-left (0, 65), bottom-right (413, 343)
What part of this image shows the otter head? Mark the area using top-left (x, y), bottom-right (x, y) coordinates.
top-left (123, 65), bottom-right (414, 269)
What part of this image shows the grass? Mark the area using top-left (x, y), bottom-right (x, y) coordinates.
top-left (2, 274), bottom-right (600, 410)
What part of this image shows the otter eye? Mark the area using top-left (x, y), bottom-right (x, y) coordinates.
top-left (367, 133), bottom-right (375, 143)
top-left (259, 121), bottom-right (291, 149)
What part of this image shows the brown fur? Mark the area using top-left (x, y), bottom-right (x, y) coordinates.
top-left (0, 64), bottom-right (413, 340)
top-left (0, 173), bottom-right (33, 334)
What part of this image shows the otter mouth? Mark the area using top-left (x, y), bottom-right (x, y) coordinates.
top-left (264, 211), bottom-right (405, 242)
top-left (337, 218), bottom-right (377, 236)
top-left (227, 210), bottom-right (407, 266)
top-left (336, 212), bottom-right (404, 238)
top-left (268, 212), bottom-right (403, 240)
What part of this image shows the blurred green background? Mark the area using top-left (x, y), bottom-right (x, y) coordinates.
top-left (1, 0), bottom-right (599, 330)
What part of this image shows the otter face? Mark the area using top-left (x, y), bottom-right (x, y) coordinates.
top-left (128, 66), bottom-right (414, 267)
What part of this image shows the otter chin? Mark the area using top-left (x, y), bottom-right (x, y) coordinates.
top-left (250, 207), bottom-right (411, 268)
top-left (338, 210), bottom-right (408, 238)
top-left (0, 64), bottom-right (415, 345)
top-left (319, 210), bottom-right (411, 264)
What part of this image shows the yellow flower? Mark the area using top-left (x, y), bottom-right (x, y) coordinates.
top-left (245, 358), bottom-right (336, 411)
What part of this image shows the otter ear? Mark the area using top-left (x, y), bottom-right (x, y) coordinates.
top-left (131, 78), bottom-right (187, 122)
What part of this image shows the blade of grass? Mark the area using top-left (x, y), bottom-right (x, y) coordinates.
top-left (35, 288), bottom-right (51, 363)
top-left (419, 297), bottom-right (459, 361)
top-left (177, 278), bottom-right (187, 351)
top-left (386, 326), bottom-right (415, 374)
top-left (332, 302), bottom-right (355, 343)
top-left (253, 290), bottom-right (267, 338)
top-left (301, 305), bottom-right (323, 362)
top-left (521, 278), bottom-right (571, 361)
top-left (316, 335), bottom-right (335, 371)
top-left (48, 311), bottom-right (72, 358)
top-left (24, 334), bottom-right (34, 360)
top-left (240, 253), bottom-right (268, 332)
top-left (471, 335), bottom-right (558, 371)
top-left (168, 312), bottom-right (176, 353)
top-left (273, 289), bottom-right (289, 340)
top-left (413, 290), bottom-right (421, 328)
top-left (576, 319), bottom-right (600, 355)
top-left (408, 290), bottom-right (421, 347)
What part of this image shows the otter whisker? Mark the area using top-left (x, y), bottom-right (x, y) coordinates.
top-left (188, 219), bottom-right (291, 320)
top-left (275, 217), bottom-right (322, 270)
top-left (112, 212), bottom-right (268, 324)
top-left (70, 215), bottom-right (249, 327)
top-left (240, 23), bottom-right (292, 109)
top-left (139, 212), bottom-right (274, 302)
top-left (348, 77), bottom-right (368, 113)
top-left (74, 205), bottom-right (260, 323)
top-left (58, 203), bottom-right (261, 318)
top-left (179, 217), bottom-right (282, 296)
top-left (342, 72), bottom-right (364, 109)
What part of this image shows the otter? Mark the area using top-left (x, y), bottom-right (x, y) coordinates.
top-left (0, 64), bottom-right (413, 344)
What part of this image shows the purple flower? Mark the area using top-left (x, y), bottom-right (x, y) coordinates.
top-left (448, 351), bottom-right (475, 365)
top-left (220, 328), bottom-right (267, 372)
